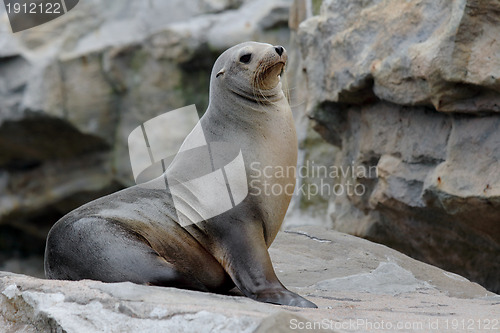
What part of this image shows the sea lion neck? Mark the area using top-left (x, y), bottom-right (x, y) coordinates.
top-left (228, 83), bottom-right (284, 106)
top-left (209, 79), bottom-right (286, 114)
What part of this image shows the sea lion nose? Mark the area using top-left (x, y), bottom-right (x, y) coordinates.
top-left (274, 45), bottom-right (284, 56)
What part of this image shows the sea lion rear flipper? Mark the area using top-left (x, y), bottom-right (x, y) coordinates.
top-left (45, 217), bottom-right (209, 291)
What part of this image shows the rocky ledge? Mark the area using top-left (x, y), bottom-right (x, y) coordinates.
top-left (1, 227), bottom-right (497, 332)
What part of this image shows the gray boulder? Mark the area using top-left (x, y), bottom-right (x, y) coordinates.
top-left (1, 227), bottom-right (497, 332)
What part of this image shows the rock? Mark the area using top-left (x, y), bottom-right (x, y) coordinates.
top-left (284, 0), bottom-right (337, 229)
top-left (1, 227), bottom-right (497, 332)
top-left (288, 0), bottom-right (309, 30)
top-left (299, 0), bottom-right (500, 112)
top-left (296, 0), bottom-right (500, 293)
top-left (199, 0), bottom-right (293, 51)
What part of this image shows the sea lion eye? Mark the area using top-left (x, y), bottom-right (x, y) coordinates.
top-left (240, 53), bottom-right (252, 64)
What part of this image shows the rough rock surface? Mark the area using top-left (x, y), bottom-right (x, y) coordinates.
top-left (296, 0), bottom-right (500, 294)
top-left (1, 227), bottom-right (497, 333)
top-left (0, 0), bottom-right (293, 272)
top-left (299, 0), bottom-right (500, 112)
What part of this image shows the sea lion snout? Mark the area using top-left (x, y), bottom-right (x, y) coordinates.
top-left (273, 45), bottom-right (287, 65)
top-left (274, 45), bottom-right (284, 56)
top-left (255, 45), bottom-right (287, 91)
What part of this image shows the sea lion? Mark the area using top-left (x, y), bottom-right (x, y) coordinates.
top-left (44, 42), bottom-right (317, 308)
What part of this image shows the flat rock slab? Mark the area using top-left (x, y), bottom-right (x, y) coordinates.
top-left (1, 227), bottom-right (498, 332)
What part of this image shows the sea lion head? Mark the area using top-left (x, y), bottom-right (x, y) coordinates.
top-left (210, 42), bottom-right (288, 103)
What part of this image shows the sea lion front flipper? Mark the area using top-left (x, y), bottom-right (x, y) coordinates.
top-left (216, 221), bottom-right (317, 308)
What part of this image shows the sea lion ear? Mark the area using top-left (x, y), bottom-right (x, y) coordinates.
top-left (216, 68), bottom-right (225, 78)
